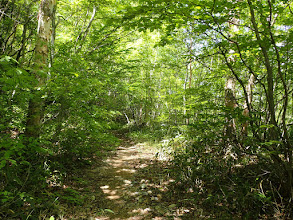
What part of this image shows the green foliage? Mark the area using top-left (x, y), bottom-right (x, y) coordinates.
top-left (167, 123), bottom-right (275, 218)
top-left (1, 0), bottom-right (293, 218)
top-left (0, 0), bottom-right (125, 217)
top-left (0, 56), bottom-right (47, 218)
top-left (56, 188), bottom-right (83, 205)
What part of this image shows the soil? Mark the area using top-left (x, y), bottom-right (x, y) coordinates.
top-left (59, 138), bottom-right (196, 220)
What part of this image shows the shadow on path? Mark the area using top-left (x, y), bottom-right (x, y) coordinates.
top-left (60, 138), bottom-right (196, 219)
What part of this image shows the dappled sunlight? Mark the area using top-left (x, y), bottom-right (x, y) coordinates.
top-left (85, 141), bottom-right (163, 219)
top-left (59, 139), bottom-right (200, 219)
top-left (119, 168), bottom-right (136, 173)
top-left (100, 185), bottom-right (121, 200)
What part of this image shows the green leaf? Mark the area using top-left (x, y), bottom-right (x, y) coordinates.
top-left (9, 159), bottom-right (17, 166)
top-left (0, 160), bottom-right (6, 169)
top-left (104, 209), bottom-right (115, 214)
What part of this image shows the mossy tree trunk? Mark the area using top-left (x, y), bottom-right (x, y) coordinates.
top-left (224, 77), bottom-right (237, 138)
top-left (25, 0), bottom-right (56, 139)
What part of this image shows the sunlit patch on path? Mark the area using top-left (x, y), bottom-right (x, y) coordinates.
top-left (62, 138), bottom-right (194, 219)
top-left (93, 141), bottom-right (160, 219)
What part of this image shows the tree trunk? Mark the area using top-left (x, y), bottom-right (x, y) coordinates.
top-left (225, 77), bottom-right (237, 138)
top-left (242, 74), bottom-right (254, 136)
top-left (25, 0), bottom-right (56, 139)
top-left (247, 0), bottom-right (277, 138)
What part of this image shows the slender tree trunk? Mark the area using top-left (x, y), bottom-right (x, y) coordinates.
top-left (225, 77), bottom-right (237, 138)
top-left (183, 71), bottom-right (188, 124)
top-left (76, 5), bottom-right (96, 53)
top-left (247, 0), bottom-right (277, 138)
top-left (188, 57), bottom-right (192, 89)
top-left (49, 0), bottom-right (57, 68)
top-left (185, 40), bottom-right (193, 125)
top-left (25, 0), bottom-right (56, 139)
top-left (242, 74), bottom-right (254, 136)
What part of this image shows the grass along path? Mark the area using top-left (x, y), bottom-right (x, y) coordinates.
top-left (58, 138), bottom-right (197, 219)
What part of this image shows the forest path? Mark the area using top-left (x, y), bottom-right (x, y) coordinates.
top-left (62, 138), bottom-right (193, 219)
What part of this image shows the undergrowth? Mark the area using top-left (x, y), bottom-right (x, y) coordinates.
top-left (126, 122), bottom-right (293, 218)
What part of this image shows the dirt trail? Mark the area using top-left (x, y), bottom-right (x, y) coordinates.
top-left (62, 138), bottom-right (193, 219)
top-left (93, 140), bottom-right (156, 219)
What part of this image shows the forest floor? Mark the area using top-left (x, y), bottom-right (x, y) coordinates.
top-left (58, 137), bottom-right (201, 220)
